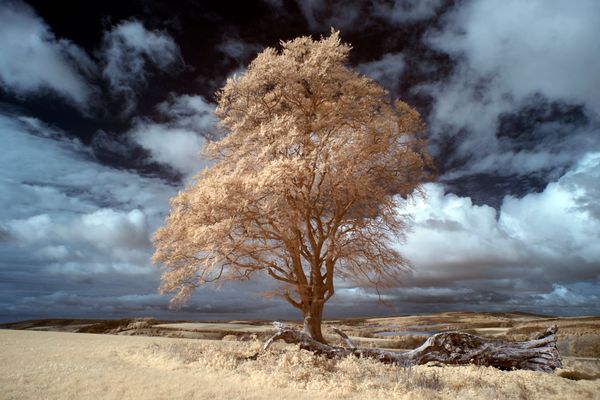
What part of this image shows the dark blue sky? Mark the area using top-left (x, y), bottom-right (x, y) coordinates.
top-left (1, 0), bottom-right (599, 323)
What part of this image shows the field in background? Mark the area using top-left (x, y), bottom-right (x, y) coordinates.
top-left (2, 312), bottom-right (600, 399)
top-left (4, 311), bottom-right (600, 357)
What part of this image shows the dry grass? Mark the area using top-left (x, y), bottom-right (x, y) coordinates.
top-left (1, 329), bottom-right (599, 400)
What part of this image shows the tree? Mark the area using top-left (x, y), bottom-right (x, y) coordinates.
top-left (152, 31), bottom-right (431, 343)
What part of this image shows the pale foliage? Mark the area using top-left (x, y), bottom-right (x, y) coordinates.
top-left (152, 32), bottom-right (431, 334)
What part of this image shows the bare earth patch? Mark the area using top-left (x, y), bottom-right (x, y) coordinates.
top-left (1, 329), bottom-right (599, 400)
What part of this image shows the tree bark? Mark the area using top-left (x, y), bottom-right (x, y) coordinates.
top-left (302, 306), bottom-right (325, 343)
top-left (262, 322), bottom-right (562, 372)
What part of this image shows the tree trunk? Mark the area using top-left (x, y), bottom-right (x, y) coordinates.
top-left (302, 304), bottom-right (326, 343)
top-left (262, 323), bottom-right (562, 373)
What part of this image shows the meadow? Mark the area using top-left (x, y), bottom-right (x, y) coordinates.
top-left (2, 312), bottom-right (599, 399)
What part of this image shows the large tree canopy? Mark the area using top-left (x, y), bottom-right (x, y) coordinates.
top-left (152, 31), bottom-right (432, 342)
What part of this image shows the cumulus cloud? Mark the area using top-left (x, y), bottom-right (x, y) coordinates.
top-left (428, 0), bottom-right (600, 112)
top-left (0, 112), bottom-right (279, 322)
top-left (131, 125), bottom-right (208, 177)
top-left (0, 4), bottom-right (185, 117)
top-left (535, 284), bottom-right (598, 308)
top-left (0, 1), bottom-right (97, 108)
top-left (383, 152), bottom-right (600, 313)
top-left (500, 153), bottom-right (600, 265)
top-left (0, 113), bottom-right (170, 268)
top-left (0, 112), bottom-right (178, 320)
top-left (398, 184), bottom-right (526, 286)
top-left (9, 208), bottom-right (150, 257)
top-left (130, 94), bottom-right (217, 176)
top-left (423, 0), bottom-right (600, 180)
top-left (0, 114), bottom-right (174, 221)
top-left (101, 20), bottom-right (182, 115)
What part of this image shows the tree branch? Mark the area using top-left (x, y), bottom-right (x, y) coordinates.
top-left (261, 323), bottom-right (562, 372)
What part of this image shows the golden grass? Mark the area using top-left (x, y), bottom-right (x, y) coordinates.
top-left (1, 329), bottom-right (599, 400)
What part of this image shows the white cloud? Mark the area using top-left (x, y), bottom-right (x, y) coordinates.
top-left (398, 184), bottom-right (525, 284)
top-left (428, 0), bottom-right (600, 112)
top-left (500, 153), bottom-right (600, 264)
top-left (397, 152), bottom-right (600, 295)
top-left (101, 20), bottom-right (181, 114)
top-left (131, 95), bottom-right (216, 176)
top-left (0, 6), bottom-right (185, 116)
top-left (131, 125), bottom-right (208, 177)
top-left (423, 0), bottom-right (600, 178)
top-left (0, 112), bottom-right (176, 279)
top-left (0, 1), bottom-right (97, 108)
top-left (0, 113), bottom-right (174, 221)
top-left (536, 284), bottom-right (597, 307)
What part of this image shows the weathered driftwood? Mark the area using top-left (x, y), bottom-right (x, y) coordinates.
top-left (261, 322), bottom-right (562, 372)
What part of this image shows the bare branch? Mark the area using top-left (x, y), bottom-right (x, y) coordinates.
top-left (332, 327), bottom-right (356, 349)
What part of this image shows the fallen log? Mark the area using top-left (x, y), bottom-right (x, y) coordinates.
top-left (260, 322), bottom-right (562, 372)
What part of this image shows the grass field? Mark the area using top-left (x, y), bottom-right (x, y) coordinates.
top-left (2, 312), bottom-right (599, 399)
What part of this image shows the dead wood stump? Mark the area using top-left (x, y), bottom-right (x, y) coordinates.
top-left (260, 322), bottom-right (562, 372)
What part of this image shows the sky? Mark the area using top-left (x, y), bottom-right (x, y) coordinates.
top-left (1, 0), bottom-right (599, 323)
